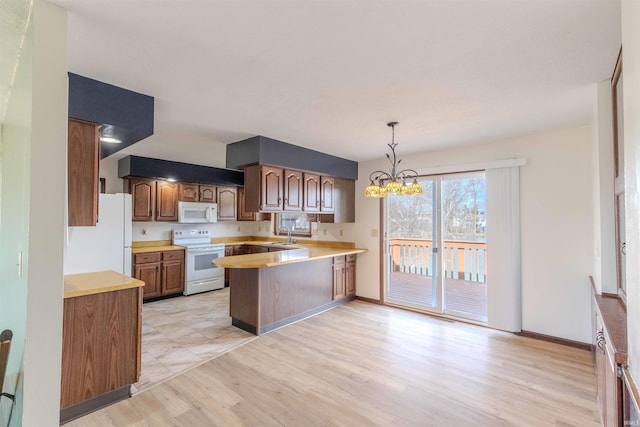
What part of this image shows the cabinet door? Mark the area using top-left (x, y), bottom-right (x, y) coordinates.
top-left (130, 178), bottom-right (156, 221)
top-left (261, 166), bottom-right (283, 211)
top-left (320, 176), bottom-right (335, 212)
top-left (156, 180), bottom-right (179, 221)
top-left (237, 187), bottom-right (256, 221)
top-left (346, 259), bottom-right (356, 296)
top-left (333, 256), bottom-right (346, 300)
top-left (217, 186), bottom-right (238, 221)
top-left (68, 119), bottom-right (100, 226)
top-left (178, 183), bottom-right (199, 202)
top-left (199, 185), bottom-right (217, 203)
top-left (303, 173), bottom-right (321, 212)
top-left (135, 261), bottom-right (161, 299)
top-left (162, 259), bottom-right (185, 295)
top-left (283, 170), bottom-right (303, 211)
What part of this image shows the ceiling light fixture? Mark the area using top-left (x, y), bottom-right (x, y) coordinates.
top-left (100, 136), bottom-right (122, 144)
top-left (365, 122), bottom-right (423, 198)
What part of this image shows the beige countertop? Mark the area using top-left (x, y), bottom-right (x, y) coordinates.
top-left (132, 245), bottom-right (185, 254)
top-left (64, 270), bottom-right (144, 299)
top-left (131, 240), bottom-right (185, 254)
top-left (214, 246), bottom-right (367, 268)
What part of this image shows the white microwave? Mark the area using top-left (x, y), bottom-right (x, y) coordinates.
top-left (178, 202), bottom-right (217, 223)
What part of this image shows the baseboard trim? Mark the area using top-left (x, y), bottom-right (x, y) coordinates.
top-left (517, 330), bottom-right (591, 351)
top-left (355, 296), bottom-right (382, 305)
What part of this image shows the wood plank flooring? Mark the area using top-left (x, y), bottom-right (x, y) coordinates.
top-left (67, 301), bottom-right (599, 427)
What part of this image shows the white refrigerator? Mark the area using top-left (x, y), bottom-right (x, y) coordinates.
top-left (64, 193), bottom-right (133, 276)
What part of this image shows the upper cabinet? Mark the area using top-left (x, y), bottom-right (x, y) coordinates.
top-left (129, 178), bottom-right (178, 222)
top-left (178, 183), bottom-right (216, 203)
top-left (283, 169), bottom-right (303, 211)
top-left (245, 165), bottom-right (283, 212)
top-left (237, 187), bottom-right (270, 222)
top-left (243, 164), bottom-right (351, 221)
top-left (68, 118), bottom-right (100, 226)
top-left (216, 186), bottom-right (237, 221)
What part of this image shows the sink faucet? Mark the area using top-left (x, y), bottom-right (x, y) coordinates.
top-left (277, 225), bottom-right (294, 244)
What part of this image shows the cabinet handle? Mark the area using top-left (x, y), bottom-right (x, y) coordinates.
top-left (278, 197), bottom-right (282, 204)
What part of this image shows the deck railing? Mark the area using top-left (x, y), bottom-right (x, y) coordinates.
top-left (389, 238), bottom-right (486, 283)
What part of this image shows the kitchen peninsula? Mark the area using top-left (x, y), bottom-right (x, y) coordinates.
top-left (214, 244), bottom-right (366, 335)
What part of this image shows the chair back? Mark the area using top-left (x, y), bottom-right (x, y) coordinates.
top-left (0, 330), bottom-right (13, 393)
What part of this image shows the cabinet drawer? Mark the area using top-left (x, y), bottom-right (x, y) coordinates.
top-left (346, 254), bottom-right (356, 262)
top-left (163, 250), bottom-right (185, 261)
top-left (333, 255), bottom-right (346, 264)
top-left (134, 252), bottom-right (161, 264)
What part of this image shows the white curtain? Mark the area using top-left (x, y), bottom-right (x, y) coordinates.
top-left (486, 166), bottom-right (521, 332)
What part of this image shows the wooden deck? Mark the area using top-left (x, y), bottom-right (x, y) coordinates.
top-left (388, 272), bottom-right (487, 319)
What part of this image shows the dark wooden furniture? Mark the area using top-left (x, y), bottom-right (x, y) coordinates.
top-left (216, 186), bottom-right (238, 221)
top-left (128, 178), bottom-right (178, 222)
top-left (155, 180), bottom-right (179, 221)
top-left (0, 330), bottom-right (14, 403)
top-left (283, 169), bottom-right (303, 211)
top-left (592, 282), bottom-right (628, 427)
top-left (60, 273), bottom-right (143, 423)
top-left (178, 183), bottom-right (216, 203)
top-left (134, 250), bottom-right (185, 300)
top-left (237, 187), bottom-right (270, 221)
top-left (223, 250), bottom-right (360, 335)
top-left (67, 118), bottom-right (99, 226)
top-left (243, 164), bottom-right (354, 222)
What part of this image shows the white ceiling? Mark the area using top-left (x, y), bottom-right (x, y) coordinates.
top-left (22, 1), bottom-right (625, 164)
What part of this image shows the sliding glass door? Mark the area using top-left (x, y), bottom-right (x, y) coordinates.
top-left (384, 172), bottom-right (487, 322)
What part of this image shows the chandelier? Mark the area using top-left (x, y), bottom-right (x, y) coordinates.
top-left (365, 122), bottom-right (424, 197)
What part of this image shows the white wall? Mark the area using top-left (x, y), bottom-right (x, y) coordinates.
top-left (355, 125), bottom-right (594, 343)
top-left (621, 0), bottom-right (640, 385)
top-left (23, 2), bottom-right (67, 426)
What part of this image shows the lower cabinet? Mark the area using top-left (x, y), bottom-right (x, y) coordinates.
top-left (134, 250), bottom-right (185, 300)
top-left (333, 255), bottom-right (356, 300)
top-left (60, 286), bottom-right (142, 423)
top-left (595, 307), bottom-right (622, 426)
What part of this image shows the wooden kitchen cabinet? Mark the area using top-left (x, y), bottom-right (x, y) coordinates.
top-left (68, 118), bottom-right (100, 226)
top-left (156, 180), bottom-right (179, 221)
top-left (178, 183), bottom-right (216, 203)
top-left (346, 254), bottom-right (356, 296)
top-left (303, 173), bottom-right (321, 213)
top-left (129, 178), bottom-right (156, 221)
top-left (216, 186), bottom-right (238, 221)
top-left (283, 169), bottom-right (303, 211)
top-left (134, 250), bottom-right (185, 300)
top-left (244, 165), bottom-right (284, 212)
top-left (129, 178), bottom-right (178, 222)
top-left (332, 255), bottom-right (356, 299)
top-left (237, 187), bottom-right (271, 221)
top-left (320, 176), bottom-right (335, 212)
top-left (60, 285), bottom-right (142, 423)
top-left (332, 256), bottom-right (347, 300)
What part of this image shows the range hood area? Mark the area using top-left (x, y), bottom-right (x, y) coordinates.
top-left (68, 73), bottom-right (154, 159)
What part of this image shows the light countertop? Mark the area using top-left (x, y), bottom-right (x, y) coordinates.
top-left (64, 270), bottom-right (144, 299)
top-left (214, 246), bottom-right (367, 269)
top-left (132, 245), bottom-right (185, 254)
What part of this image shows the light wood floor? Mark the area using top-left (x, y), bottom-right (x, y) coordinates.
top-left (68, 301), bottom-right (600, 427)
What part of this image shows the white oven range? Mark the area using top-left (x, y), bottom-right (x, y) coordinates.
top-left (172, 229), bottom-right (225, 295)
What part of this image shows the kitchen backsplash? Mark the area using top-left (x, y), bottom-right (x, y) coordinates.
top-left (132, 219), bottom-right (355, 243)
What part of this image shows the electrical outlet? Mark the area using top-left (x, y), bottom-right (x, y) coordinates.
top-left (142, 228), bottom-right (147, 235)
top-left (371, 228), bottom-right (378, 237)
top-left (323, 229), bottom-right (327, 236)
top-left (340, 229), bottom-right (344, 237)
top-left (258, 226), bottom-right (262, 232)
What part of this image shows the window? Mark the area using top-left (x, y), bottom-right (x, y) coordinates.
top-left (274, 212), bottom-right (314, 237)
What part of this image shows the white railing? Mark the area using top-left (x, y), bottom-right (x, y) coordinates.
top-left (389, 238), bottom-right (486, 283)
